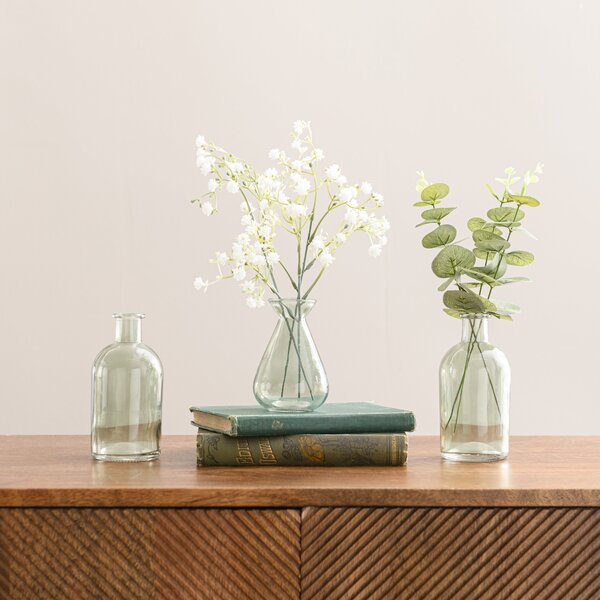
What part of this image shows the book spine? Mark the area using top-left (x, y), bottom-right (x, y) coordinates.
top-left (196, 432), bottom-right (408, 467)
top-left (232, 413), bottom-right (415, 436)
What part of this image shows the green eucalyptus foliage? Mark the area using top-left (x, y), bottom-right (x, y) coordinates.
top-left (415, 168), bottom-right (542, 319)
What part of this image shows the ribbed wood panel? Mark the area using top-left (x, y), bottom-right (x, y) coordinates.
top-left (0, 508), bottom-right (301, 600)
top-left (301, 507), bottom-right (600, 600)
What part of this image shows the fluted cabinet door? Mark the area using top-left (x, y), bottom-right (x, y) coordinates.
top-left (300, 507), bottom-right (600, 600)
top-left (0, 508), bottom-right (301, 600)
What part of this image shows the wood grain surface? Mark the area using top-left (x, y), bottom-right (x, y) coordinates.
top-left (0, 508), bottom-right (301, 600)
top-left (1, 436), bottom-right (600, 507)
top-left (301, 507), bottom-right (600, 600)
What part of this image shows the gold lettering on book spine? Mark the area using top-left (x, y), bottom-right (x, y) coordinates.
top-left (258, 438), bottom-right (277, 464)
top-left (391, 435), bottom-right (398, 466)
top-left (236, 439), bottom-right (255, 464)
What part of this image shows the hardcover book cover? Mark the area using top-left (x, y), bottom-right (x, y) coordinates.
top-left (189, 402), bottom-right (416, 436)
top-left (196, 431), bottom-right (408, 467)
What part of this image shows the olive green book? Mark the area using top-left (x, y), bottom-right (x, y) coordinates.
top-left (196, 431), bottom-right (408, 467)
top-left (189, 402), bottom-right (416, 436)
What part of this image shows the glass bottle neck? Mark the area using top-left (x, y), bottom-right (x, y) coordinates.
top-left (461, 316), bottom-right (489, 343)
top-left (114, 315), bottom-right (143, 343)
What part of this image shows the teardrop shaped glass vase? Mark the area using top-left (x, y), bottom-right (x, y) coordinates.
top-left (253, 299), bottom-right (328, 412)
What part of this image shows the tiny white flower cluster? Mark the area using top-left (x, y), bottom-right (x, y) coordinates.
top-left (192, 122), bottom-right (390, 307)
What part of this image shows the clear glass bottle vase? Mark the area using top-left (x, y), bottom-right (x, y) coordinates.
top-left (439, 314), bottom-right (510, 462)
top-left (253, 299), bottom-right (328, 412)
top-left (91, 313), bottom-right (163, 461)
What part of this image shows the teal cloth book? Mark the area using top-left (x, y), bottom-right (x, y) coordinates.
top-left (189, 402), bottom-right (416, 436)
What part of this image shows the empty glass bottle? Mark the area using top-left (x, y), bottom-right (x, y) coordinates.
top-left (91, 313), bottom-right (163, 461)
top-left (254, 299), bottom-right (328, 412)
top-left (439, 314), bottom-right (510, 462)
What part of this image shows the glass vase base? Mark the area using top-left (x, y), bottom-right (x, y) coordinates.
top-left (92, 451), bottom-right (160, 462)
top-left (441, 450), bottom-right (507, 463)
top-left (264, 398), bottom-right (323, 412)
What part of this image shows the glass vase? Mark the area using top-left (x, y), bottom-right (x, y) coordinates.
top-left (91, 313), bottom-right (163, 462)
top-left (253, 298), bottom-right (328, 412)
top-left (439, 314), bottom-right (510, 462)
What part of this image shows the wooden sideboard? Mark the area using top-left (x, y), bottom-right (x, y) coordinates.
top-left (1, 436), bottom-right (599, 599)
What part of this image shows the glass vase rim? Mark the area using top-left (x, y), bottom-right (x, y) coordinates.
top-left (268, 298), bottom-right (316, 306)
top-left (459, 312), bottom-right (489, 320)
top-left (112, 312), bottom-right (145, 320)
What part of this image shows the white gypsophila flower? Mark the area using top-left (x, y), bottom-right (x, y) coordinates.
top-left (215, 252), bottom-right (228, 265)
top-left (259, 225), bottom-right (272, 237)
top-left (228, 161), bottom-right (244, 174)
top-left (293, 120), bottom-right (306, 134)
top-left (337, 175), bottom-right (347, 185)
top-left (291, 139), bottom-right (306, 153)
top-left (195, 135), bottom-right (206, 147)
top-left (344, 207), bottom-right (359, 225)
top-left (294, 178), bottom-right (311, 196)
top-left (267, 252), bottom-right (280, 264)
top-left (237, 232), bottom-right (250, 244)
top-left (201, 201), bottom-right (214, 216)
top-left (292, 159), bottom-right (304, 171)
top-left (358, 210), bottom-right (369, 224)
top-left (361, 182), bottom-right (373, 195)
top-left (336, 232), bottom-right (347, 243)
top-left (311, 234), bottom-right (326, 250)
top-left (319, 251), bottom-right (335, 267)
top-left (227, 181), bottom-right (240, 194)
top-left (378, 235), bottom-right (388, 246)
top-left (314, 148), bottom-right (324, 161)
top-left (241, 280), bottom-right (256, 293)
top-left (194, 276), bottom-right (209, 292)
top-left (535, 162), bottom-right (544, 174)
top-left (326, 164), bottom-right (341, 180)
top-left (259, 199), bottom-right (269, 211)
top-left (339, 187), bottom-right (358, 203)
top-left (269, 148), bottom-right (280, 160)
top-left (231, 243), bottom-right (244, 260)
top-left (368, 244), bottom-right (382, 258)
top-left (250, 254), bottom-right (266, 267)
top-left (241, 214), bottom-right (252, 227)
top-left (288, 203), bottom-right (308, 217)
top-left (416, 170), bottom-right (429, 193)
top-left (246, 297), bottom-right (258, 308)
top-left (199, 163), bottom-right (211, 176)
top-left (264, 168), bottom-right (278, 178)
top-left (373, 193), bottom-right (384, 207)
top-left (279, 191), bottom-right (289, 204)
top-left (233, 266), bottom-right (247, 281)
top-left (207, 178), bottom-right (219, 193)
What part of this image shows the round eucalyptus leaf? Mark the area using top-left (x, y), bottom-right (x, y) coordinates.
top-left (474, 248), bottom-right (496, 260)
top-left (511, 195), bottom-right (540, 207)
top-left (487, 207), bottom-right (525, 223)
top-left (443, 308), bottom-right (462, 319)
top-left (472, 229), bottom-right (505, 243)
top-left (506, 251), bottom-right (534, 266)
top-left (421, 207), bottom-right (456, 221)
top-left (442, 289), bottom-right (486, 313)
top-left (431, 245), bottom-right (476, 278)
top-left (467, 217), bottom-right (486, 232)
top-left (421, 183), bottom-right (450, 202)
top-left (422, 224), bottom-right (457, 248)
top-left (475, 238), bottom-right (511, 252)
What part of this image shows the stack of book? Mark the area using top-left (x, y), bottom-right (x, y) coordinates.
top-left (190, 402), bottom-right (416, 467)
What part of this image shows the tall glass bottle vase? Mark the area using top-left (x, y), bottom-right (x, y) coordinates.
top-left (439, 314), bottom-right (510, 462)
top-left (91, 313), bottom-right (163, 461)
top-left (254, 299), bottom-right (328, 412)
